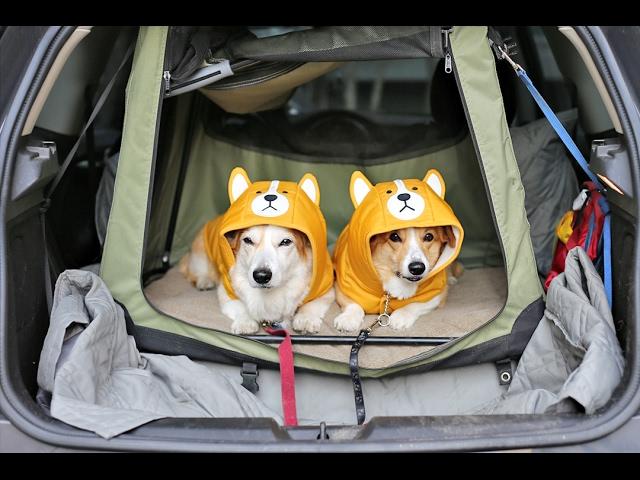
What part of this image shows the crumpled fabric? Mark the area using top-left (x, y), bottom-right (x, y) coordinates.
top-left (37, 269), bottom-right (281, 439)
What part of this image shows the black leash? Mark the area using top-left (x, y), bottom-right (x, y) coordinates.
top-left (349, 292), bottom-right (391, 425)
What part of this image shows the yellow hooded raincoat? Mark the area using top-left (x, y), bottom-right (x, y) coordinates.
top-left (334, 169), bottom-right (464, 314)
top-left (202, 167), bottom-right (334, 304)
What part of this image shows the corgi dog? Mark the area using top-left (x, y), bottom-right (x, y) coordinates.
top-left (180, 167), bottom-right (335, 335)
top-left (333, 170), bottom-right (464, 332)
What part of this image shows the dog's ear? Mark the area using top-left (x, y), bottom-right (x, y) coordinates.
top-left (423, 169), bottom-right (446, 199)
top-left (350, 171), bottom-right (373, 208)
top-left (298, 173), bottom-right (320, 205)
top-left (228, 167), bottom-right (251, 203)
top-left (225, 229), bottom-right (242, 254)
top-left (369, 232), bottom-right (387, 253)
top-left (291, 229), bottom-right (311, 259)
top-left (440, 226), bottom-right (457, 248)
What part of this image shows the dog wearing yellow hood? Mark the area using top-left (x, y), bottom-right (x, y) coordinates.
top-left (180, 167), bottom-right (335, 335)
top-left (333, 170), bottom-right (464, 332)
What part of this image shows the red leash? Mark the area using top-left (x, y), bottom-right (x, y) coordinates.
top-left (264, 325), bottom-right (298, 426)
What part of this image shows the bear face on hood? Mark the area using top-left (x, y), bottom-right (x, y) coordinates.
top-left (203, 167), bottom-right (334, 304)
top-left (333, 169), bottom-right (464, 314)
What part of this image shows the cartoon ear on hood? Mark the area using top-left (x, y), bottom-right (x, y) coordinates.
top-left (228, 167), bottom-right (252, 203)
top-left (349, 171), bottom-right (374, 208)
top-left (423, 169), bottom-right (446, 199)
top-left (299, 173), bottom-right (321, 206)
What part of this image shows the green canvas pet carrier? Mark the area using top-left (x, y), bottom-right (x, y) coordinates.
top-left (100, 26), bottom-right (544, 378)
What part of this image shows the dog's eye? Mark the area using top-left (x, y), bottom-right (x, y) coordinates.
top-left (256, 191), bottom-right (262, 194)
top-left (412, 187), bottom-right (418, 191)
top-left (279, 238), bottom-right (293, 247)
top-left (242, 237), bottom-right (254, 245)
top-left (424, 233), bottom-right (434, 242)
top-left (386, 190), bottom-right (392, 194)
top-left (282, 190), bottom-right (288, 194)
top-left (389, 232), bottom-right (402, 243)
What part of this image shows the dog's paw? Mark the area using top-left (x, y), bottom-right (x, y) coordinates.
top-left (293, 312), bottom-right (323, 334)
top-left (389, 309), bottom-right (418, 330)
top-left (447, 275), bottom-right (459, 286)
top-left (333, 311), bottom-right (364, 333)
top-left (195, 276), bottom-right (215, 291)
top-left (230, 318), bottom-right (260, 335)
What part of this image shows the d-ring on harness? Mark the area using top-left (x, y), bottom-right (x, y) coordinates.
top-left (349, 292), bottom-right (391, 425)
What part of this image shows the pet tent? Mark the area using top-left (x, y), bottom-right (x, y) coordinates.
top-left (100, 26), bottom-right (544, 377)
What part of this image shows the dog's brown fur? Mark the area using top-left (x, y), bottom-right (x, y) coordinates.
top-left (366, 225), bottom-right (462, 307)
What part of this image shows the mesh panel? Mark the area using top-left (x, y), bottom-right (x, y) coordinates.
top-left (223, 26), bottom-right (445, 62)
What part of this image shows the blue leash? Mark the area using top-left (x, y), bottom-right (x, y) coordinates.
top-left (498, 47), bottom-right (612, 306)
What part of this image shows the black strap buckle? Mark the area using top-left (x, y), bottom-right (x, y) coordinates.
top-left (240, 362), bottom-right (259, 394)
top-left (487, 27), bottom-right (518, 62)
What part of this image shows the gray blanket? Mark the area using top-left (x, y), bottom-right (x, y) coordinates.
top-left (37, 247), bottom-right (624, 438)
top-left (476, 247), bottom-right (625, 414)
top-left (36, 270), bottom-right (281, 439)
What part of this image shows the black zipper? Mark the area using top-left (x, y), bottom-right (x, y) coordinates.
top-left (140, 33), bottom-right (170, 281)
top-left (442, 27), bottom-right (453, 73)
top-left (394, 30), bottom-right (513, 367)
top-left (161, 93), bottom-right (199, 270)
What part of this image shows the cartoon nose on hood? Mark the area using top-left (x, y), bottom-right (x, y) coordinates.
top-left (202, 167), bottom-right (334, 305)
top-left (334, 168), bottom-right (465, 314)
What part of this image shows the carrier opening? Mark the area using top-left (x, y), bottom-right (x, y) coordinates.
top-left (134, 34), bottom-right (517, 371)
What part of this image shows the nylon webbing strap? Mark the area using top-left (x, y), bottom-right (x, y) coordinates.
top-left (40, 42), bottom-right (135, 310)
top-left (264, 326), bottom-right (298, 426)
top-left (515, 68), bottom-right (603, 188)
top-left (43, 42), bottom-right (135, 200)
top-left (500, 49), bottom-right (613, 307)
top-left (603, 214), bottom-right (613, 304)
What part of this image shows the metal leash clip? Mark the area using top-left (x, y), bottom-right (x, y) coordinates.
top-left (365, 292), bottom-right (392, 332)
top-left (261, 320), bottom-right (283, 329)
top-left (497, 45), bottom-right (523, 72)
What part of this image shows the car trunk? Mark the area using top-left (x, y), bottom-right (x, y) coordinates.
top-left (0, 25), bottom-right (638, 452)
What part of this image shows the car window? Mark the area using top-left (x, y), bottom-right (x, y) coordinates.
top-left (286, 58), bottom-right (442, 121)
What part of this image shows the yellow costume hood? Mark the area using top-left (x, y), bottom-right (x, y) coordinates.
top-left (333, 169), bottom-right (464, 313)
top-left (203, 167), bottom-right (334, 303)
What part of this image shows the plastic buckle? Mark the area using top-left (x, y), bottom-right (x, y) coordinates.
top-left (240, 362), bottom-right (260, 394)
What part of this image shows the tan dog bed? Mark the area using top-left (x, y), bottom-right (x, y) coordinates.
top-left (144, 266), bottom-right (506, 369)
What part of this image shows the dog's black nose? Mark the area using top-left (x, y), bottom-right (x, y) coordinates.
top-left (408, 262), bottom-right (426, 275)
top-left (398, 193), bottom-right (411, 201)
top-left (253, 268), bottom-right (272, 284)
top-left (264, 194), bottom-right (277, 202)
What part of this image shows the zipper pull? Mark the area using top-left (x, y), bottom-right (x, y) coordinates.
top-left (442, 28), bottom-right (453, 74)
top-left (163, 70), bottom-right (171, 93)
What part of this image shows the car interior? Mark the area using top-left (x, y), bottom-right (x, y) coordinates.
top-left (1, 25), bottom-right (636, 450)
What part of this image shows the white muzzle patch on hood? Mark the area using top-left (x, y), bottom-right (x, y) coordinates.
top-left (386, 179), bottom-right (425, 220)
top-left (251, 180), bottom-right (290, 217)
